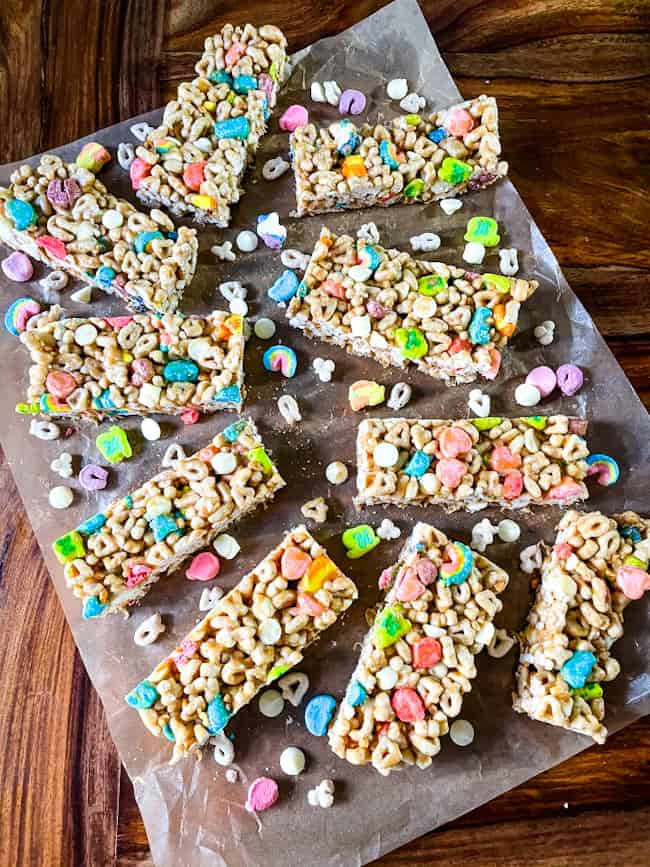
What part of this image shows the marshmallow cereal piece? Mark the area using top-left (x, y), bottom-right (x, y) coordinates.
top-left (515, 382), bottom-right (541, 407)
top-left (357, 222), bottom-right (380, 244)
top-left (377, 518), bottom-right (401, 541)
top-left (471, 518), bottom-right (498, 553)
top-left (468, 388), bottom-right (490, 418)
top-left (463, 241), bottom-right (486, 265)
top-left (133, 613), bottom-right (165, 646)
top-left (277, 394), bottom-right (301, 425)
top-left (50, 451), bottom-right (73, 478)
top-left (323, 81), bottom-right (341, 106)
top-left (387, 382), bottom-right (412, 411)
top-left (499, 248), bottom-right (519, 276)
top-left (399, 92), bottom-right (425, 113)
top-left (199, 586), bottom-right (224, 611)
top-left (211, 241), bottom-right (236, 261)
top-left (313, 356), bottom-right (335, 382)
top-left (301, 496), bottom-right (328, 523)
top-left (534, 320), bottom-right (556, 346)
top-left (410, 232), bottom-right (441, 253)
top-left (310, 81), bottom-right (326, 102)
top-left (439, 198), bottom-right (463, 216)
top-left (307, 779), bottom-right (335, 808)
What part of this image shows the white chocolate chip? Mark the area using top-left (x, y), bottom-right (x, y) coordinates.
top-left (449, 719), bottom-right (475, 746)
top-left (259, 689), bottom-right (285, 718)
top-left (439, 198), bottom-right (463, 216)
top-left (236, 230), bottom-right (258, 253)
top-left (70, 285), bottom-right (91, 303)
top-left (373, 442), bottom-right (399, 468)
top-left (211, 452), bottom-right (237, 475)
top-left (49, 485), bottom-right (73, 509)
top-left (213, 534), bottom-right (240, 559)
top-left (133, 612), bottom-right (165, 646)
top-left (386, 78), bottom-right (408, 100)
top-left (514, 382), bottom-right (541, 407)
top-left (74, 323), bottom-right (98, 346)
top-left (280, 746), bottom-right (305, 776)
top-left (376, 666), bottom-right (398, 691)
top-left (254, 317), bottom-right (276, 340)
top-left (498, 519), bottom-right (521, 543)
top-left (463, 241), bottom-right (486, 265)
top-left (326, 461), bottom-right (348, 485)
top-left (140, 418), bottom-right (161, 441)
top-left (259, 619), bottom-right (282, 645)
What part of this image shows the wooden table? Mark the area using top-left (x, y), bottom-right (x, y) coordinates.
top-left (1, 2), bottom-right (649, 865)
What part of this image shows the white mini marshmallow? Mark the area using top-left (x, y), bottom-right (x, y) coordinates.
top-left (357, 222), bottom-right (380, 244)
top-left (386, 78), bottom-right (408, 100)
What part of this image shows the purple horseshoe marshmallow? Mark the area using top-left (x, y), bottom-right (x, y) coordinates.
top-left (338, 89), bottom-right (366, 115)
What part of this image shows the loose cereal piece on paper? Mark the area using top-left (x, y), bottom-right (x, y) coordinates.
top-left (286, 227), bottom-right (537, 386)
top-left (52, 419), bottom-right (285, 617)
top-left (514, 509), bottom-right (650, 743)
top-left (290, 95), bottom-right (506, 217)
top-left (134, 23), bottom-right (288, 226)
top-left (329, 521), bottom-right (509, 774)
top-left (127, 525), bottom-right (357, 760)
top-left (0, 155), bottom-right (197, 315)
top-left (18, 307), bottom-right (246, 418)
top-left (355, 415), bottom-right (591, 512)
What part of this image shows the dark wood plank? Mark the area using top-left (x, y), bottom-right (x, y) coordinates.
top-left (0, 2), bottom-right (648, 866)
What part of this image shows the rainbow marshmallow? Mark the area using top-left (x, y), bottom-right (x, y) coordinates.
top-left (586, 453), bottom-right (620, 487)
top-left (4, 297), bottom-right (41, 336)
top-left (263, 345), bottom-right (297, 378)
top-left (440, 541), bottom-right (474, 585)
top-left (357, 244), bottom-right (381, 274)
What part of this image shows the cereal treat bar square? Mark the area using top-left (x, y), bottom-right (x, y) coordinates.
top-left (0, 154), bottom-right (198, 314)
top-left (355, 416), bottom-right (591, 512)
top-left (134, 23), bottom-right (288, 226)
top-left (52, 419), bottom-right (285, 617)
top-left (18, 305), bottom-right (246, 418)
top-left (127, 525), bottom-right (357, 761)
top-left (514, 509), bottom-right (650, 744)
top-left (285, 227), bottom-right (537, 385)
top-left (329, 521), bottom-right (509, 774)
top-left (291, 95), bottom-right (506, 217)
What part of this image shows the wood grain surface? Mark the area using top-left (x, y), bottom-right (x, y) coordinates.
top-left (1, 2), bottom-right (649, 866)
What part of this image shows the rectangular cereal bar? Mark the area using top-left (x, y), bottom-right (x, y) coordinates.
top-left (285, 227), bottom-right (537, 385)
top-left (18, 306), bottom-right (246, 418)
top-left (355, 415), bottom-right (591, 512)
top-left (134, 23), bottom-right (288, 226)
top-left (127, 525), bottom-right (357, 761)
top-left (514, 509), bottom-right (650, 744)
top-left (328, 521), bottom-right (509, 774)
top-left (291, 95), bottom-right (506, 217)
top-left (52, 418), bottom-right (285, 617)
top-left (0, 154), bottom-right (198, 314)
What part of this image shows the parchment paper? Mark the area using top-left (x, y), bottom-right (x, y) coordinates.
top-left (1, 2), bottom-right (648, 865)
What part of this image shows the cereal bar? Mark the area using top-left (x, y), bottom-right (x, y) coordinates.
top-left (514, 509), bottom-right (650, 743)
top-left (127, 525), bottom-right (357, 760)
top-left (0, 154), bottom-right (197, 314)
top-left (291, 95), bottom-right (506, 217)
top-left (52, 419), bottom-right (285, 617)
top-left (329, 521), bottom-right (509, 774)
top-left (18, 306), bottom-right (246, 418)
top-left (285, 227), bottom-right (537, 385)
top-left (355, 416), bottom-right (591, 512)
top-left (134, 23), bottom-right (288, 226)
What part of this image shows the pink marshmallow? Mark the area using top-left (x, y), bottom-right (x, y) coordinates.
top-left (2, 251), bottom-right (34, 282)
top-left (525, 365), bottom-right (557, 397)
top-left (245, 777), bottom-right (279, 812)
top-left (279, 105), bottom-right (308, 132)
top-left (185, 552), bottom-right (220, 582)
